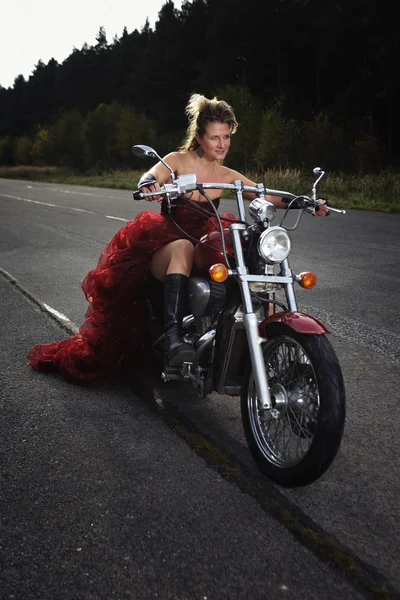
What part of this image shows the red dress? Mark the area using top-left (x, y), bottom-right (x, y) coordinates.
top-left (28, 196), bottom-right (234, 384)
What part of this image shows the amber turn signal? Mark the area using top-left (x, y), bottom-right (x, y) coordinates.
top-left (209, 263), bottom-right (229, 283)
top-left (299, 271), bottom-right (317, 289)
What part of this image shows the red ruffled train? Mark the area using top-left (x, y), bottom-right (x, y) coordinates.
top-left (28, 199), bottom-right (234, 384)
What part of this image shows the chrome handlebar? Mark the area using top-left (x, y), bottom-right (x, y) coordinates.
top-left (133, 182), bottom-right (346, 215)
top-left (133, 179), bottom-right (298, 202)
top-left (131, 144), bottom-right (345, 215)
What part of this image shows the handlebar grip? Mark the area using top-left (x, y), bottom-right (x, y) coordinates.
top-left (315, 200), bottom-right (330, 215)
top-left (133, 191), bottom-right (144, 201)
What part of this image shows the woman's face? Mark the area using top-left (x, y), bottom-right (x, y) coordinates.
top-left (196, 121), bottom-right (231, 161)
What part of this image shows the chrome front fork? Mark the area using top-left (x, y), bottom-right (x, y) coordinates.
top-left (230, 223), bottom-right (273, 410)
top-left (280, 258), bottom-right (298, 312)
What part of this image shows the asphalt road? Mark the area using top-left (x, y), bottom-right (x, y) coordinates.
top-left (1, 178), bottom-right (399, 599)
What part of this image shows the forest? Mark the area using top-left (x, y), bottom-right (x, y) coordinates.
top-left (0, 0), bottom-right (398, 175)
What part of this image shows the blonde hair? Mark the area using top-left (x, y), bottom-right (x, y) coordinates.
top-left (179, 93), bottom-right (238, 152)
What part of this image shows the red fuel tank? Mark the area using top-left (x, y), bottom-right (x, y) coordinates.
top-left (193, 230), bottom-right (235, 277)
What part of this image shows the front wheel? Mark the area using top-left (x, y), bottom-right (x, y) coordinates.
top-left (241, 329), bottom-right (346, 487)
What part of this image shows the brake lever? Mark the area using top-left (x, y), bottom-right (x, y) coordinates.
top-left (325, 206), bottom-right (346, 215)
top-left (308, 202), bottom-right (346, 216)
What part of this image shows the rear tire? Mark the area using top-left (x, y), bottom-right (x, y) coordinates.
top-left (241, 328), bottom-right (345, 487)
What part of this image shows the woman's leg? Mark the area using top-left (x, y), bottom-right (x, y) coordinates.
top-left (150, 238), bottom-right (194, 280)
top-left (150, 239), bottom-right (195, 366)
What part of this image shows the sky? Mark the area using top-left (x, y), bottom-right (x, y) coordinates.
top-left (0, 0), bottom-right (184, 89)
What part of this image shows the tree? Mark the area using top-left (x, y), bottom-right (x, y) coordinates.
top-left (58, 44), bottom-right (102, 113)
top-left (302, 113), bottom-right (349, 172)
top-left (116, 105), bottom-right (157, 164)
top-left (83, 102), bottom-right (121, 170)
top-left (26, 59), bottom-right (59, 130)
top-left (0, 0), bottom-right (398, 170)
top-left (351, 134), bottom-right (386, 173)
top-left (255, 104), bottom-right (300, 170)
top-left (53, 110), bottom-right (84, 168)
top-left (31, 127), bottom-right (54, 165)
top-left (13, 136), bottom-right (33, 164)
top-left (134, 4), bottom-right (184, 130)
top-left (8, 75), bottom-right (31, 136)
top-left (0, 136), bottom-right (14, 165)
top-left (95, 26), bottom-right (108, 50)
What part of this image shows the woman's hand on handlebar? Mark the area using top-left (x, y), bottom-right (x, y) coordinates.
top-left (137, 171), bottom-right (163, 202)
top-left (315, 198), bottom-right (330, 217)
top-left (141, 182), bottom-right (163, 202)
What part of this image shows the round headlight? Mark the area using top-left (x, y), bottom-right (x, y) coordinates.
top-left (257, 227), bottom-right (291, 264)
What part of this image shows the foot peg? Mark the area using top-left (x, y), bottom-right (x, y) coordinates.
top-left (161, 362), bottom-right (193, 382)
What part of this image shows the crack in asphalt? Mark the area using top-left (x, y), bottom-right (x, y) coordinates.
top-left (134, 382), bottom-right (400, 600)
top-left (2, 267), bottom-right (399, 600)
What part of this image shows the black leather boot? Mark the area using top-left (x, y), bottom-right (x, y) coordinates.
top-left (164, 273), bottom-right (195, 366)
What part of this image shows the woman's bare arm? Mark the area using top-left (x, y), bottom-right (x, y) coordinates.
top-left (138, 152), bottom-right (182, 201)
top-left (226, 168), bottom-right (328, 215)
top-left (226, 168), bottom-right (287, 208)
top-left (146, 152), bottom-right (181, 183)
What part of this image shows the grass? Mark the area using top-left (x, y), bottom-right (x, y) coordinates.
top-left (246, 168), bottom-right (400, 213)
top-left (0, 165), bottom-right (142, 190)
top-left (1, 165), bottom-right (399, 213)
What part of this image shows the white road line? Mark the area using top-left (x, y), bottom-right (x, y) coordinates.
top-left (0, 267), bottom-right (16, 282)
top-left (1, 194), bottom-right (23, 200)
top-left (1, 193), bottom-right (126, 332)
top-left (0, 267), bottom-right (79, 334)
top-left (2, 194), bottom-right (57, 208)
top-left (63, 189), bottom-right (97, 197)
top-left (58, 188), bottom-right (124, 200)
top-left (73, 208), bottom-right (96, 214)
top-left (0, 193), bottom-right (128, 221)
top-left (105, 215), bottom-right (128, 222)
top-left (43, 303), bottom-right (79, 333)
top-left (43, 187), bottom-right (123, 200)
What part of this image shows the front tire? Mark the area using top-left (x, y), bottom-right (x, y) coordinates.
top-left (241, 329), bottom-right (345, 487)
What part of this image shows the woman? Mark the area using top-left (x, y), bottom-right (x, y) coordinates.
top-left (28, 93), bottom-right (327, 384)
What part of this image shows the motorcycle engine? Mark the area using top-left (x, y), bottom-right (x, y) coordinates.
top-left (188, 277), bottom-right (226, 335)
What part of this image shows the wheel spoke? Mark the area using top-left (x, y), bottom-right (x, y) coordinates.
top-left (282, 414), bottom-right (293, 460)
top-left (288, 405), bottom-right (314, 443)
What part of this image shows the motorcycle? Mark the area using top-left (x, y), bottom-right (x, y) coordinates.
top-left (132, 144), bottom-right (346, 487)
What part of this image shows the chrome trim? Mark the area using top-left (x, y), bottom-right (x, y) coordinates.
top-left (244, 313), bottom-right (272, 409)
top-left (195, 329), bottom-right (216, 348)
top-left (249, 281), bottom-right (283, 293)
top-left (234, 180), bottom-right (247, 222)
top-left (280, 259), bottom-right (298, 311)
top-left (230, 220), bottom-right (272, 410)
top-left (182, 315), bottom-right (195, 329)
top-left (249, 198), bottom-right (276, 223)
top-left (239, 275), bottom-right (293, 284)
top-left (312, 167), bottom-right (325, 202)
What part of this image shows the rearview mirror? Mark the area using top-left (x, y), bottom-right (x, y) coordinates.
top-left (132, 144), bottom-right (176, 182)
top-left (132, 144), bottom-right (157, 159)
